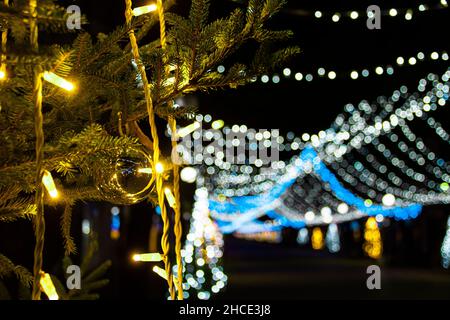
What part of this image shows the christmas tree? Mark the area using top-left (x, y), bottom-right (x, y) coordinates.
top-left (0, 0), bottom-right (299, 300)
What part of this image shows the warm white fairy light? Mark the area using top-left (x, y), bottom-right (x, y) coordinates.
top-left (132, 4), bottom-right (157, 16)
top-left (164, 188), bottom-right (177, 209)
top-left (42, 170), bottom-right (58, 199)
top-left (177, 122), bottom-right (201, 138)
top-left (0, 67), bottom-right (5, 80)
top-left (153, 266), bottom-right (168, 280)
top-left (258, 50), bottom-right (446, 84)
top-left (350, 11), bottom-right (359, 19)
top-left (389, 8), bottom-right (398, 16)
top-left (39, 272), bottom-right (59, 300)
top-left (43, 71), bottom-right (74, 91)
top-left (133, 253), bottom-right (163, 262)
top-left (375, 66), bottom-right (384, 75)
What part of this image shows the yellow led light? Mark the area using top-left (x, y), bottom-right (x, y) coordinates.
top-left (164, 188), bottom-right (177, 209)
top-left (311, 227), bottom-right (324, 250)
top-left (0, 67), bottom-right (5, 80)
top-left (133, 252), bottom-right (163, 262)
top-left (132, 4), bottom-right (157, 16)
top-left (363, 217), bottom-right (382, 259)
top-left (137, 167), bottom-right (152, 174)
top-left (39, 272), bottom-right (59, 300)
top-left (176, 122), bottom-right (201, 138)
top-left (211, 119), bottom-right (225, 130)
top-left (152, 266), bottom-right (168, 280)
top-left (42, 170), bottom-right (58, 199)
top-left (155, 162), bottom-right (164, 174)
top-left (43, 71), bottom-right (74, 91)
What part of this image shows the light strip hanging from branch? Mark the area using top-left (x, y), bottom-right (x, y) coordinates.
top-left (124, 0), bottom-right (176, 300)
top-left (0, 0), bottom-right (7, 80)
top-left (156, 0), bottom-right (184, 300)
top-left (29, 0), bottom-right (46, 301)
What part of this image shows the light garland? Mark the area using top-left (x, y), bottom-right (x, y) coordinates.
top-left (292, 1), bottom-right (449, 23)
top-left (181, 187), bottom-right (227, 300)
top-left (256, 51), bottom-right (448, 84)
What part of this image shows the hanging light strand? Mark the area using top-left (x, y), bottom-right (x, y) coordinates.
top-left (0, 0), bottom-right (8, 80)
top-left (156, 0), bottom-right (184, 300)
top-left (29, 0), bottom-right (46, 301)
top-left (124, 0), bottom-right (175, 300)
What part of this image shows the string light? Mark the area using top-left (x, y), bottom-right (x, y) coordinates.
top-left (211, 119), bottom-right (225, 130)
top-left (0, 68), bottom-right (5, 80)
top-left (257, 50), bottom-right (448, 84)
top-left (137, 167), bottom-right (153, 174)
top-left (389, 8), bottom-right (398, 17)
top-left (132, 3), bottom-right (157, 17)
top-left (39, 272), bottom-right (59, 300)
top-left (177, 122), bottom-right (201, 138)
top-left (133, 253), bottom-right (163, 262)
top-left (182, 187), bottom-right (227, 300)
top-left (153, 265), bottom-right (169, 280)
top-left (164, 188), bottom-right (177, 209)
top-left (42, 71), bottom-right (74, 91)
top-left (42, 170), bottom-right (58, 199)
top-left (303, 1), bottom-right (448, 22)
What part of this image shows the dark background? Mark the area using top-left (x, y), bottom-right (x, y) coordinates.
top-left (1, 0), bottom-right (450, 300)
